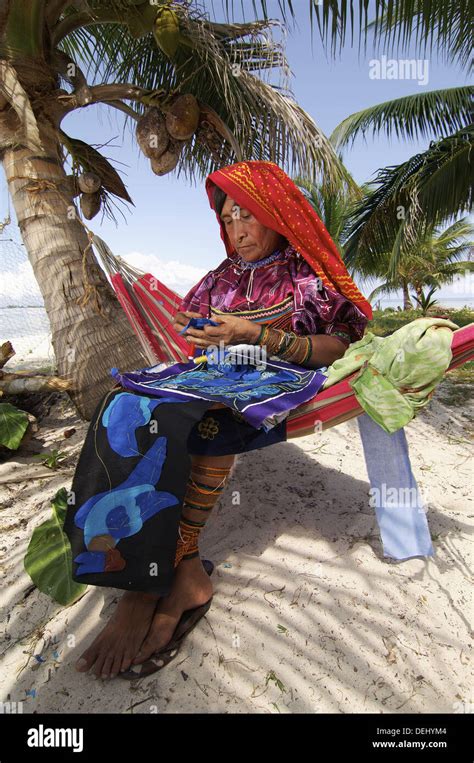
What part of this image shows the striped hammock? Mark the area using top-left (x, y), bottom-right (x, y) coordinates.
top-left (92, 234), bottom-right (474, 436)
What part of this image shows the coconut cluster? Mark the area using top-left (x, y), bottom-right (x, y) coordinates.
top-left (135, 94), bottom-right (200, 175)
top-left (78, 171), bottom-right (102, 220)
top-left (77, 94), bottom-right (202, 219)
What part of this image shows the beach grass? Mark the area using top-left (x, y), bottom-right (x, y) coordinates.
top-left (369, 307), bottom-right (474, 336)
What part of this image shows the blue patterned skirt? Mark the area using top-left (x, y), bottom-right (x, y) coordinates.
top-left (63, 354), bottom-right (326, 593)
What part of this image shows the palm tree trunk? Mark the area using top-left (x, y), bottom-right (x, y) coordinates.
top-left (0, 101), bottom-right (147, 420)
top-left (413, 283), bottom-right (424, 302)
top-left (401, 279), bottom-right (413, 310)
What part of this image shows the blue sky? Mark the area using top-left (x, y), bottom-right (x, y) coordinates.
top-left (1, 0), bottom-right (471, 305)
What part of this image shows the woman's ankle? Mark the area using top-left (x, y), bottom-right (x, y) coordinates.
top-left (178, 554), bottom-right (203, 569)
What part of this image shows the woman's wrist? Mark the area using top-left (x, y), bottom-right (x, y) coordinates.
top-left (246, 321), bottom-right (265, 345)
top-left (254, 323), bottom-right (313, 365)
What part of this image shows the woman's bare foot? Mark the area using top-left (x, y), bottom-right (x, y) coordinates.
top-left (74, 590), bottom-right (160, 679)
top-left (132, 557), bottom-right (213, 664)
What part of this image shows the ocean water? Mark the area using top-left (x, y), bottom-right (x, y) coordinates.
top-left (0, 306), bottom-right (55, 369)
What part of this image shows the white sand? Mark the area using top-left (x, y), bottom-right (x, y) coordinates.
top-left (0, 378), bottom-right (472, 714)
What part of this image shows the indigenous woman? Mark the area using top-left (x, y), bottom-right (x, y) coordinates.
top-left (66, 161), bottom-right (372, 680)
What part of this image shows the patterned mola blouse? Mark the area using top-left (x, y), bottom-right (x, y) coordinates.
top-left (178, 242), bottom-right (368, 348)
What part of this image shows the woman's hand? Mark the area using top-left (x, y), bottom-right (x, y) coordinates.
top-left (172, 311), bottom-right (204, 334)
top-left (181, 312), bottom-right (260, 349)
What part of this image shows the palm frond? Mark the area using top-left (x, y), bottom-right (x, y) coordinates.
top-left (54, 1), bottom-right (352, 189)
top-left (411, 126), bottom-right (474, 225)
top-left (365, 0), bottom-right (473, 72)
top-left (344, 125), bottom-right (474, 271)
top-left (292, 169), bottom-right (363, 251)
top-left (367, 281), bottom-right (396, 302)
top-left (433, 218), bottom-right (474, 250)
top-left (330, 87), bottom-right (473, 150)
top-left (429, 261), bottom-right (474, 278)
top-left (221, 1), bottom-right (473, 71)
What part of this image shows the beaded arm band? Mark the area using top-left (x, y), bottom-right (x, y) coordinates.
top-left (255, 324), bottom-right (313, 365)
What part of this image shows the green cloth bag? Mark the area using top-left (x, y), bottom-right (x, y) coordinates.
top-left (323, 318), bottom-right (457, 433)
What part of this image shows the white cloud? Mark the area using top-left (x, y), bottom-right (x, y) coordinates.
top-left (0, 258), bottom-right (43, 307)
top-left (118, 251), bottom-right (208, 297)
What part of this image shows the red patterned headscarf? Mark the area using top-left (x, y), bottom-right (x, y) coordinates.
top-left (205, 160), bottom-right (372, 320)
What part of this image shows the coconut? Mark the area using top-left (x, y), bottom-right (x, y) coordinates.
top-left (80, 191), bottom-right (101, 220)
top-left (136, 107), bottom-right (169, 159)
top-left (150, 138), bottom-right (185, 175)
top-left (78, 171), bottom-right (101, 194)
top-left (165, 93), bottom-right (200, 140)
top-left (153, 7), bottom-right (180, 59)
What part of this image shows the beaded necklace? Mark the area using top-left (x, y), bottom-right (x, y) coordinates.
top-left (234, 247), bottom-right (285, 270)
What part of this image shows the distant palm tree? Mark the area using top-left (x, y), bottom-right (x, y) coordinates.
top-left (364, 218), bottom-right (474, 310)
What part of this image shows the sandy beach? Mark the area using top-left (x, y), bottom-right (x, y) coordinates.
top-left (0, 375), bottom-right (472, 714)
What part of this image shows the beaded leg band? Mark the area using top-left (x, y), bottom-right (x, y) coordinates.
top-left (173, 460), bottom-right (235, 566)
top-left (256, 324), bottom-right (312, 365)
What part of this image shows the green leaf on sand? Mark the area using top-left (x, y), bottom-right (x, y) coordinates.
top-left (24, 487), bottom-right (88, 606)
top-left (0, 402), bottom-right (29, 450)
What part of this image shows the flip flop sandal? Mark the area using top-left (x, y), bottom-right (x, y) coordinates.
top-left (119, 596), bottom-right (213, 680)
top-left (118, 558), bottom-right (214, 680)
top-left (201, 558), bottom-right (214, 576)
